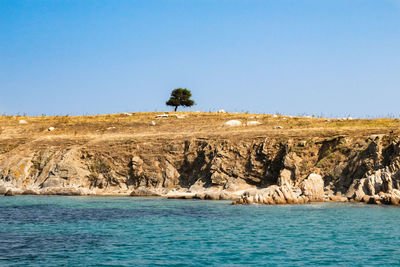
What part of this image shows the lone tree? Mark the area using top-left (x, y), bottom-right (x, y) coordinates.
top-left (166, 88), bottom-right (195, 111)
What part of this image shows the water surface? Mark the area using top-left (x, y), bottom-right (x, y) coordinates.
top-left (1, 196), bottom-right (399, 266)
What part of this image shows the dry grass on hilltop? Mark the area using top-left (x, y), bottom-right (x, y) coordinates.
top-left (0, 112), bottom-right (399, 142)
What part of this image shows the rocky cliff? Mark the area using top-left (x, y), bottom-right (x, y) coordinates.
top-left (1, 129), bottom-right (400, 206)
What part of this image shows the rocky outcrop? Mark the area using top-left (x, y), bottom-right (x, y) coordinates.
top-left (299, 173), bottom-right (324, 201)
top-left (1, 133), bottom-right (400, 206)
top-left (233, 173), bottom-right (324, 205)
top-left (346, 167), bottom-right (400, 205)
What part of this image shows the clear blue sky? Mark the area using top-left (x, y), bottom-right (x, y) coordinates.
top-left (1, 0), bottom-right (399, 117)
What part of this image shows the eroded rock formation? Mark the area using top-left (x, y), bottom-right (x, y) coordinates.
top-left (1, 133), bottom-right (400, 206)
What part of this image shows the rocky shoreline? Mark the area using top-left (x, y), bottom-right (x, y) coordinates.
top-left (2, 133), bottom-right (400, 207)
top-left (2, 171), bottom-right (398, 207)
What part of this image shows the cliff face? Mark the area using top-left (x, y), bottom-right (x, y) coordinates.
top-left (1, 132), bottom-right (400, 205)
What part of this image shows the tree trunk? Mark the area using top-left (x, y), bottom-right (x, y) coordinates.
top-left (174, 106), bottom-right (178, 111)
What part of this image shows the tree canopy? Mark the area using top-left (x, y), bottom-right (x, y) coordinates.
top-left (166, 88), bottom-right (195, 111)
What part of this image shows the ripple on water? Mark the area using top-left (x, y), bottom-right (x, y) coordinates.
top-left (1, 196), bottom-right (400, 266)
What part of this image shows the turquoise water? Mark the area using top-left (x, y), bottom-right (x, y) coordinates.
top-left (1, 197), bottom-right (400, 266)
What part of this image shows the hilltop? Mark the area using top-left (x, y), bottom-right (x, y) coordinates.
top-left (1, 111), bottom-right (399, 141)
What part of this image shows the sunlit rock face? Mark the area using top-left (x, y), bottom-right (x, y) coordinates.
top-left (1, 132), bottom-right (400, 206)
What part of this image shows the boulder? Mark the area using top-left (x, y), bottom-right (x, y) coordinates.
top-left (299, 173), bottom-right (324, 201)
top-left (346, 169), bottom-right (395, 202)
top-left (235, 185), bottom-right (300, 205)
top-left (210, 171), bottom-right (229, 185)
top-left (170, 114), bottom-right (185, 119)
top-left (224, 120), bottom-right (242, 127)
top-left (156, 114), bottom-right (168, 118)
top-left (246, 121), bottom-right (261, 126)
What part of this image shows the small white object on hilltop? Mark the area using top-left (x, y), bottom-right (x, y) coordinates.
top-left (156, 114), bottom-right (168, 118)
top-left (123, 112), bottom-right (132, 116)
top-left (246, 121), bottom-right (261, 126)
top-left (48, 127), bottom-right (55, 131)
top-left (224, 120), bottom-right (242, 127)
top-left (217, 109), bottom-right (227, 113)
top-left (170, 114), bottom-right (185, 119)
top-left (273, 114), bottom-right (278, 118)
top-left (19, 120), bottom-right (28, 124)
top-left (339, 117), bottom-right (354, 121)
top-left (150, 121), bottom-right (156, 126)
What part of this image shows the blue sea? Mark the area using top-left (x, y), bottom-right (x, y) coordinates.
top-left (1, 196), bottom-right (400, 266)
